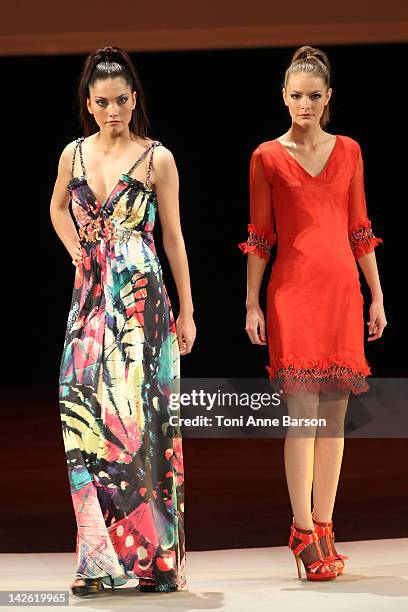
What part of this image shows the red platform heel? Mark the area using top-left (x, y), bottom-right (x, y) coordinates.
top-left (312, 516), bottom-right (349, 575)
top-left (288, 519), bottom-right (338, 581)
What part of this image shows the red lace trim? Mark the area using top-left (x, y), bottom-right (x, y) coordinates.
top-left (266, 356), bottom-right (371, 395)
top-left (348, 220), bottom-right (383, 259)
top-left (238, 223), bottom-right (277, 260)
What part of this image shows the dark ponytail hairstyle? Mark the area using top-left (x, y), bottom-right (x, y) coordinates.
top-left (282, 45), bottom-right (332, 128)
top-left (77, 46), bottom-right (151, 137)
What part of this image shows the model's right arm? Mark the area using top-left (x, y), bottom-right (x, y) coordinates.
top-left (49, 142), bottom-right (82, 267)
top-left (238, 146), bottom-right (277, 345)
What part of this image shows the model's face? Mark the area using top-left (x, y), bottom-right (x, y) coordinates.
top-left (87, 76), bottom-right (136, 131)
top-left (282, 72), bottom-right (332, 128)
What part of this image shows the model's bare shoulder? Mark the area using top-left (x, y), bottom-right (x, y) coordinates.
top-left (58, 139), bottom-right (79, 173)
top-left (151, 144), bottom-right (176, 175)
top-left (50, 139), bottom-right (79, 208)
top-left (152, 143), bottom-right (174, 163)
top-left (149, 144), bottom-right (177, 189)
top-left (52, 139), bottom-right (81, 195)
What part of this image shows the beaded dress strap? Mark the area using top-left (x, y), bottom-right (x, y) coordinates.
top-left (76, 137), bottom-right (86, 176)
top-left (126, 140), bottom-right (159, 177)
top-left (71, 138), bottom-right (84, 177)
top-left (146, 142), bottom-right (161, 188)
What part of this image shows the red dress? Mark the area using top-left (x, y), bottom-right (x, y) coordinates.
top-left (238, 134), bottom-right (383, 395)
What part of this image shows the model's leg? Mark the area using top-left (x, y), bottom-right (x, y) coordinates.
top-left (285, 389), bottom-right (339, 578)
top-left (284, 390), bottom-right (320, 529)
top-left (312, 389), bottom-right (350, 522)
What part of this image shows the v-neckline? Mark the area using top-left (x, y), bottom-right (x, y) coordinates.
top-left (275, 135), bottom-right (339, 179)
top-left (77, 138), bottom-right (156, 207)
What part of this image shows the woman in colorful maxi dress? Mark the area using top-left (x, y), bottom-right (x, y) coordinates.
top-left (50, 46), bottom-right (196, 595)
top-left (239, 46), bottom-right (386, 582)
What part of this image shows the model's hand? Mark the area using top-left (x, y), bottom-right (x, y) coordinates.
top-left (176, 313), bottom-right (196, 355)
top-left (245, 305), bottom-right (267, 345)
top-left (69, 240), bottom-right (83, 267)
top-left (367, 299), bottom-right (387, 341)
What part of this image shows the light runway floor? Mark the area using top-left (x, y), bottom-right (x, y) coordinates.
top-left (0, 538), bottom-right (407, 611)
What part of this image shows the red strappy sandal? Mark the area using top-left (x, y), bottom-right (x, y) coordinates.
top-left (312, 516), bottom-right (349, 575)
top-left (288, 519), bottom-right (338, 581)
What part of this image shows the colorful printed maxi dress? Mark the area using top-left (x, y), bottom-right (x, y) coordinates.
top-left (58, 136), bottom-right (186, 591)
top-left (238, 134), bottom-right (383, 395)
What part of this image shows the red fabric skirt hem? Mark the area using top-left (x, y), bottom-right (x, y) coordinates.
top-left (266, 355), bottom-right (371, 396)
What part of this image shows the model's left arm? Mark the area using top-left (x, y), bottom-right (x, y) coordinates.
top-left (348, 142), bottom-right (387, 341)
top-left (153, 145), bottom-right (196, 355)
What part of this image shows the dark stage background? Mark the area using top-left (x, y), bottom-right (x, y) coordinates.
top-left (1, 43), bottom-right (406, 553)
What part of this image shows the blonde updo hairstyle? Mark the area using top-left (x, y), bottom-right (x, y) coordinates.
top-left (282, 45), bottom-right (332, 128)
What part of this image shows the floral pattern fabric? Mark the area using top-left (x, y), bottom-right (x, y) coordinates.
top-left (59, 137), bottom-right (186, 591)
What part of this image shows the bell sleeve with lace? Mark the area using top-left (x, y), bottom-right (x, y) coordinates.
top-left (348, 142), bottom-right (383, 259)
top-left (238, 146), bottom-right (277, 261)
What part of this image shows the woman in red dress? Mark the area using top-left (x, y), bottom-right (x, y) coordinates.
top-left (238, 45), bottom-right (386, 581)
